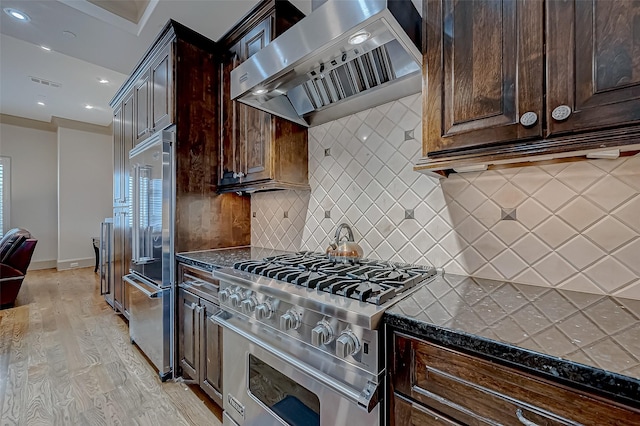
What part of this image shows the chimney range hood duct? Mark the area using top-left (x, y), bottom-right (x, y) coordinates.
top-left (230, 0), bottom-right (422, 127)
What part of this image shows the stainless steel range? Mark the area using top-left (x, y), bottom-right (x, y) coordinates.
top-left (213, 251), bottom-right (436, 426)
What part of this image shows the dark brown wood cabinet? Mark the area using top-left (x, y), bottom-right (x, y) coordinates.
top-left (389, 331), bottom-right (640, 426)
top-left (424, 0), bottom-right (544, 154)
top-left (219, 0), bottom-right (309, 193)
top-left (133, 69), bottom-right (151, 145)
top-left (417, 0), bottom-right (640, 172)
top-left (109, 20), bottom-right (251, 319)
top-left (546, 0), bottom-right (640, 137)
top-left (177, 264), bottom-right (223, 407)
top-left (132, 42), bottom-right (173, 147)
top-left (149, 42), bottom-right (173, 133)
top-left (178, 287), bottom-right (199, 379)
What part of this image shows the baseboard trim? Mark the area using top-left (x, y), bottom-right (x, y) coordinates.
top-left (57, 257), bottom-right (95, 271)
top-left (29, 260), bottom-right (57, 271)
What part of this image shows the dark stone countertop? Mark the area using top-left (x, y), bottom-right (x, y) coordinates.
top-left (176, 246), bottom-right (294, 271)
top-left (385, 274), bottom-right (640, 407)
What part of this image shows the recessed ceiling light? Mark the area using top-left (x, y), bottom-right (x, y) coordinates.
top-left (348, 31), bottom-right (371, 45)
top-left (252, 88), bottom-right (268, 95)
top-left (40, 45), bottom-right (51, 51)
top-left (85, 105), bottom-right (94, 109)
top-left (98, 78), bottom-right (109, 84)
top-left (37, 101), bottom-right (45, 106)
top-left (62, 30), bottom-right (76, 38)
top-left (4, 8), bottom-right (30, 22)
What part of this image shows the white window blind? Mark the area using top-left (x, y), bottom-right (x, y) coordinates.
top-left (0, 157), bottom-right (11, 235)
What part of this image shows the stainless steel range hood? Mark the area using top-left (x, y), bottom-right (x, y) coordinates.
top-left (230, 0), bottom-right (422, 127)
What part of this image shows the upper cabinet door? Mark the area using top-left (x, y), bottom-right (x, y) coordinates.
top-left (241, 18), bottom-right (271, 61)
top-left (546, 0), bottom-right (640, 137)
top-left (150, 43), bottom-right (173, 133)
top-left (239, 17), bottom-right (273, 183)
top-left (134, 70), bottom-right (151, 145)
top-left (424, 0), bottom-right (544, 155)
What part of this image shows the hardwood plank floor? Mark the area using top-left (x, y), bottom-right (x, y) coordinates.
top-left (0, 268), bottom-right (222, 426)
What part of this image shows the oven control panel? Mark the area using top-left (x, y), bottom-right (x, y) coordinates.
top-left (218, 282), bottom-right (381, 375)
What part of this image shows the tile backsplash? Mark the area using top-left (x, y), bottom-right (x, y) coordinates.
top-left (251, 93), bottom-right (640, 300)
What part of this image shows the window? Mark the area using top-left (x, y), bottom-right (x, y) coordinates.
top-left (0, 157), bottom-right (10, 235)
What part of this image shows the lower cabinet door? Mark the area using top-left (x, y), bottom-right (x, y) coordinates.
top-left (200, 299), bottom-right (223, 407)
top-left (178, 289), bottom-right (200, 379)
top-left (393, 393), bottom-right (461, 426)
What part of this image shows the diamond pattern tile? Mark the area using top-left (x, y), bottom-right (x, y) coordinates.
top-left (584, 175), bottom-right (636, 212)
top-left (250, 96), bottom-right (640, 300)
top-left (533, 179), bottom-right (577, 212)
top-left (556, 236), bottom-right (604, 270)
top-left (584, 216), bottom-right (635, 252)
top-left (554, 161), bottom-right (605, 193)
top-left (584, 257), bottom-right (637, 293)
top-left (556, 197), bottom-right (606, 232)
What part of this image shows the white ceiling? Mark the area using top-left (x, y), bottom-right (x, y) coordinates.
top-left (0, 0), bottom-right (313, 127)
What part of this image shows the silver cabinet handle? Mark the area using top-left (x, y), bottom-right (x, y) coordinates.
top-left (232, 172), bottom-right (238, 178)
top-left (519, 111), bottom-right (538, 127)
top-left (551, 105), bottom-right (572, 121)
top-left (516, 409), bottom-right (539, 426)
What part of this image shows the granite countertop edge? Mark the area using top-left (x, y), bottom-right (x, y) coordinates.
top-left (384, 310), bottom-right (640, 408)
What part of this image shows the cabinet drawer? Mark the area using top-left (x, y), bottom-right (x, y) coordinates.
top-left (179, 264), bottom-right (219, 302)
top-left (392, 333), bottom-right (640, 426)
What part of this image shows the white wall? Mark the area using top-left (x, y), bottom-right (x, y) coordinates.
top-left (0, 122), bottom-right (58, 268)
top-left (57, 126), bottom-right (112, 269)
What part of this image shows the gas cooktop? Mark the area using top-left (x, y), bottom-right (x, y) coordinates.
top-left (233, 252), bottom-right (435, 306)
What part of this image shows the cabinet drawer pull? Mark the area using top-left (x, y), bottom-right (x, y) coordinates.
top-left (519, 111), bottom-right (538, 127)
top-left (551, 105), bottom-right (572, 121)
top-left (516, 408), bottom-right (539, 426)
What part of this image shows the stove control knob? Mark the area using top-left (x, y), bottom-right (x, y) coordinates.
top-left (280, 310), bottom-right (300, 331)
top-left (311, 321), bottom-right (334, 347)
top-left (229, 292), bottom-right (243, 308)
top-left (219, 288), bottom-right (231, 303)
top-left (255, 302), bottom-right (274, 320)
top-left (336, 331), bottom-right (360, 359)
top-left (241, 297), bottom-right (257, 315)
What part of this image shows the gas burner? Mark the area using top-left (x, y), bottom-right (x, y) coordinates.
top-left (232, 252), bottom-right (436, 306)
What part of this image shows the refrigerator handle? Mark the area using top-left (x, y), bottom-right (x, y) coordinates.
top-left (131, 164), bottom-right (140, 265)
top-left (99, 222), bottom-right (106, 295)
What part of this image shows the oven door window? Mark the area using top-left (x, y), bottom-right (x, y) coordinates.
top-left (248, 354), bottom-right (320, 426)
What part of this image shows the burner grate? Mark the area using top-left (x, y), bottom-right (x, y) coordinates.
top-left (233, 252), bottom-right (435, 305)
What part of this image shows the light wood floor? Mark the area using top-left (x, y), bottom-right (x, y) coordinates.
top-left (0, 267), bottom-right (222, 426)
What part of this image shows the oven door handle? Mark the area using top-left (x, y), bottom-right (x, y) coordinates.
top-left (214, 312), bottom-right (379, 412)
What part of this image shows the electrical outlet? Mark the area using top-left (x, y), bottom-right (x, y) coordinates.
top-left (70, 262), bottom-right (79, 268)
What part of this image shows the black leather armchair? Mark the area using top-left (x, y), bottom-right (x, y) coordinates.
top-left (0, 228), bottom-right (37, 308)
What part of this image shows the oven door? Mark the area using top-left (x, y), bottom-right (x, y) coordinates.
top-left (217, 313), bottom-right (381, 426)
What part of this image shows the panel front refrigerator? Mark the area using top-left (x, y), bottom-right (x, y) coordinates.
top-left (124, 128), bottom-right (174, 380)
